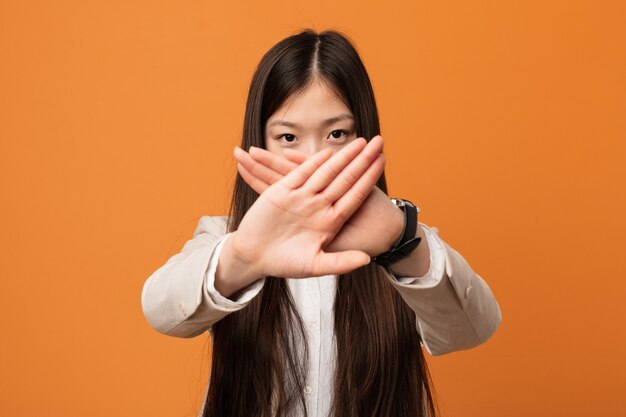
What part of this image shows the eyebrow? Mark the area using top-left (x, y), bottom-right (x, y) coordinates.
top-left (268, 113), bottom-right (354, 129)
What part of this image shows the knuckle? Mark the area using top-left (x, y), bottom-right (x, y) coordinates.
top-left (350, 187), bottom-right (367, 202)
top-left (336, 209), bottom-right (349, 223)
top-left (323, 165), bottom-right (339, 180)
top-left (340, 171), bottom-right (357, 187)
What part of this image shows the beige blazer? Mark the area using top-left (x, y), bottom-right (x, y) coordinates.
top-left (141, 215), bottom-right (502, 356)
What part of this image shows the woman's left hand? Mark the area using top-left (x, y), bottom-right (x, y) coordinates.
top-left (234, 142), bottom-right (405, 257)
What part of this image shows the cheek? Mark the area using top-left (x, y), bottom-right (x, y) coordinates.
top-left (333, 137), bottom-right (356, 151)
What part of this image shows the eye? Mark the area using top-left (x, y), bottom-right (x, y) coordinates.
top-left (328, 129), bottom-right (350, 141)
top-left (277, 134), bottom-right (297, 143)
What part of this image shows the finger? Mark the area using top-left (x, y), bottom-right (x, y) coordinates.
top-left (282, 148), bottom-right (308, 165)
top-left (280, 147), bottom-right (334, 189)
top-left (303, 138), bottom-right (367, 194)
top-left (333, 153), bottom-right (386, 220)
top-left (237, 162), bottom-right (269, 194)
top-left (249, 146), bottom-right (299, 176)
top-left (313, 249), bottom-right (371, 276)
top-left (234, 147), bottom-right (283, 187)
top-left (321, 135), bottom-right (384, 203)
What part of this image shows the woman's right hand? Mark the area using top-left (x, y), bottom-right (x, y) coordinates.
top-left (215, 136), bottom-right (385, 296)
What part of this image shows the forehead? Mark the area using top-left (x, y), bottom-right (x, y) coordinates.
top-left (266, 82), bottom-right (353, 127)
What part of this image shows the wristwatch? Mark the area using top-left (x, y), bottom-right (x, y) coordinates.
top-left (371, 198), bottom-right (422, 267)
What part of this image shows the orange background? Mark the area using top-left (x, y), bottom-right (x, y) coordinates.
top-left (1, 1), bottom-right (624, 416)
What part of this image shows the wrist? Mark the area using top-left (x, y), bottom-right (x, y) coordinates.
top-left (215, 232), bottom-right (264, 298)
top-left (372, 198), bottom-right (422, 268)
top-left (387, 223), bottom-right (429, 277)
top-left (381, 202), bottom-right (405, 254)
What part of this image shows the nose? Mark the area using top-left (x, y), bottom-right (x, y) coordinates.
top-left (300, 138), bottom-right (331, 157)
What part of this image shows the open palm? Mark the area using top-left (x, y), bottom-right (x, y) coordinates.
top-left (234, 135), bottom-right (404, 258)
top-left (230, 136), bottom-right (386, 279)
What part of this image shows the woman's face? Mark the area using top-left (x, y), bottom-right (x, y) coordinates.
top-left (264, 80), bottom-right (357, 157)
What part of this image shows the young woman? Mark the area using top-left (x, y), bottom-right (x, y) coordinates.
top-left (141, 28), bottom-right (502, 417)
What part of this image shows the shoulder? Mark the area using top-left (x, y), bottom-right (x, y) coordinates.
top-left (192, 215), bottom-right (229, 239)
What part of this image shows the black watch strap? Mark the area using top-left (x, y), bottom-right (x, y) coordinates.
top-left (372, 198), bottom-right (422, 267)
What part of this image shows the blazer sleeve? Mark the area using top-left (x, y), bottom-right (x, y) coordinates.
top-left (382, 223), bottom-right (502, 356)
top-left (141, 215), bottom-right (266, 338)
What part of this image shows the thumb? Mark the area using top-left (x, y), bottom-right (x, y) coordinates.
top-left (313, 250), bottom-right (371, 276)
